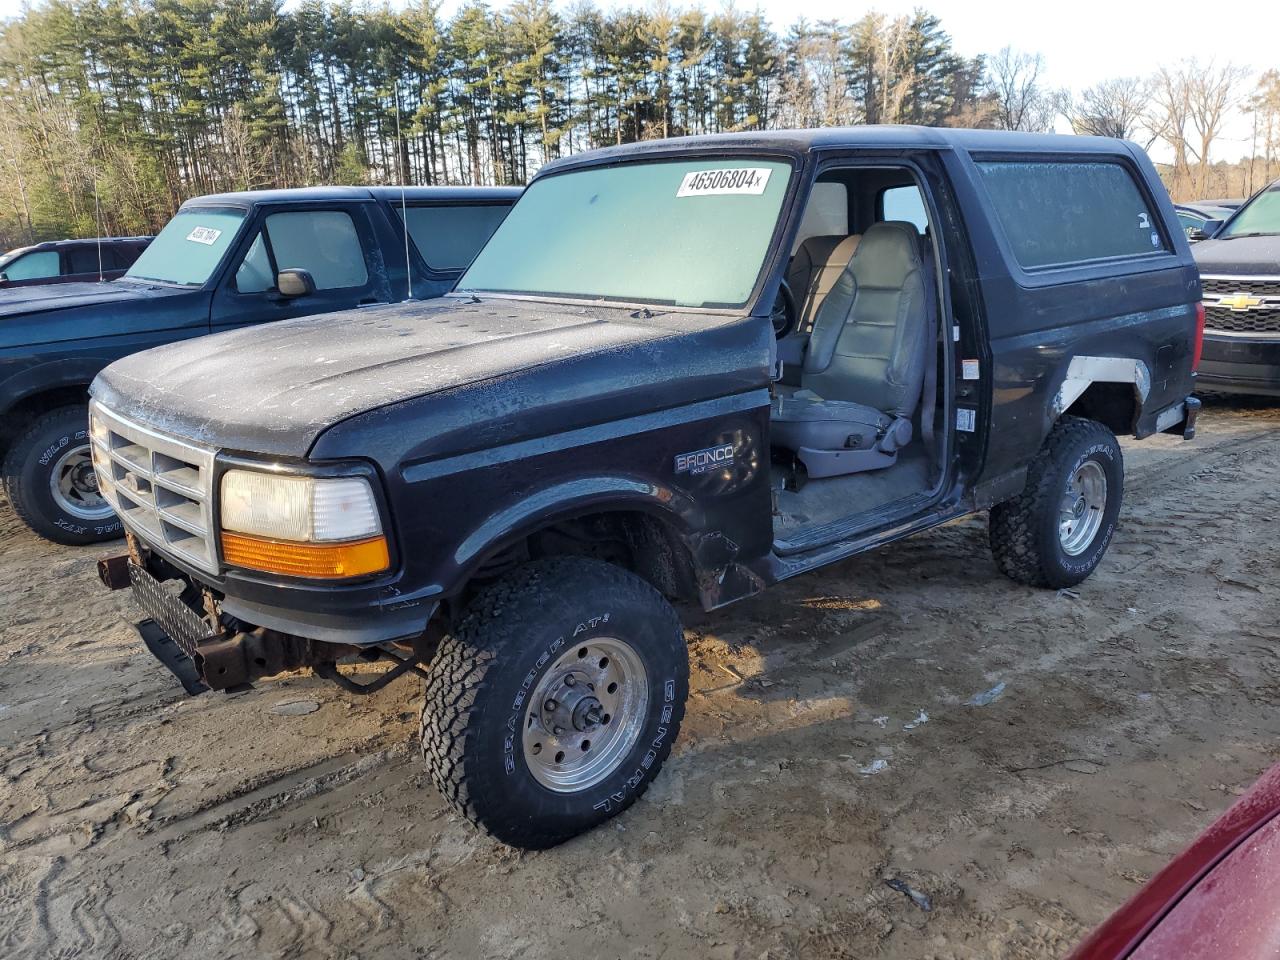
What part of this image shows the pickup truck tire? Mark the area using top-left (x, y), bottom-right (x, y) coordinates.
top-left (419, 556), bottom-right (688, 849)
top-left (989, 416), bottom-right (1123, 589)
top-left (2, 405), bottom-right (122, 545)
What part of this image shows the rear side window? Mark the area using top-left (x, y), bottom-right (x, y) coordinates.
top-left (4, 250), bottom-right (60, 280)
top-left (67, 246), bottom-right (102, 274)
top-left (976, 160), bottom-right (1166, 269)
top-left (396, 204), bottom-right (510, 271)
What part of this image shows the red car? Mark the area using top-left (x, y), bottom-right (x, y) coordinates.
top-left (1071, 762), bottom-right (1280, 958)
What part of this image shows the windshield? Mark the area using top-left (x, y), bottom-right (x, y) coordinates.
top-left (459, 158), bottom-right (792, 308)
top-left (125, 207), bottom-right (247, 285)
top-left (1220, 186), bottom-right (1280, 239)
top-left (0, 247), bottom-right (30, 270)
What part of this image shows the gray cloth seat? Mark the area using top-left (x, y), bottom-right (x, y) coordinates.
top-left (771, 221), bottom-right (931, 478)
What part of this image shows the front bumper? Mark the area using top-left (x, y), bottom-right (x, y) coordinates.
top-left (1197, 335), bottom-right (1280, 397)
top-left (99, 542), bottom-right (434, 694)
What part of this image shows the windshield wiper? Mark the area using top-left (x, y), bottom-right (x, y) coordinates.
top-left (1222, 231), bottom-right (1280, 240)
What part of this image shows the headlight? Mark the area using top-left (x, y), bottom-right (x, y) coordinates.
top-left (219, 470), bottom-right (389, 578)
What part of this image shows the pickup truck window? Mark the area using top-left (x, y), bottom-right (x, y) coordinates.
top-left (793, 181), bottom-right (848, 252)
top-left (2, 250), bottom-right (59, 280)
top-left (882, 185), bottom-right (929, 233)
top-left (460, 159), bottom-right (792, 308)
top-left (67, 246), bottom-right (103, 275)
top-left (1218, 185), bottom-right (1280, 239)
top-left (976, 160), bottom-right (1166, 269)
top-left (397, 203), bottom-right (510, 271)
top-left (127, 208), bottom-right (246, 285)
top-left (236, 210), bottom-right (368, 293)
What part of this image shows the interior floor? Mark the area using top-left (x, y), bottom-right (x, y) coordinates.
top-left (771, 441), bottom-right (933, 542)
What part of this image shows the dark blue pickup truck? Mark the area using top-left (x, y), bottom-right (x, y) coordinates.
top-left (0, 185), bottom-right (519, 543)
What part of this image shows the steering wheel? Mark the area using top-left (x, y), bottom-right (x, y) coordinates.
top-left (770, 279), bottom-right (797, 338)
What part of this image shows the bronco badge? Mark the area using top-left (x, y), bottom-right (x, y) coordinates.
top-left (674, 443), bottom-right (735, 475)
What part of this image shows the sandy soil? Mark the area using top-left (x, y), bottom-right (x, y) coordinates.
top-left (2, 398), bottom-right (1279, 960)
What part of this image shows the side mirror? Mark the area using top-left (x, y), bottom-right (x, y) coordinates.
top-left (275, 268), bottom-right (316, 298)
top-left (1196, 219), bottom-right (1225, 241)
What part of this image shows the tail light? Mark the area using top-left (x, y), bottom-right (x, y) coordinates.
top-left (1192, 301), bottom-right (1205, 372)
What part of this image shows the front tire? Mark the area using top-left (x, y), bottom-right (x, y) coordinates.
top-left (420, 557), bottom-right (688, 849)
top-left (2, 405), bottom-right (121, 545)
top-left (989, 416), bottom-right (1124, 589)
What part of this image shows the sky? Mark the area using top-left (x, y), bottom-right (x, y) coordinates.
top-left (0, 0), bottom-right (1274, 160)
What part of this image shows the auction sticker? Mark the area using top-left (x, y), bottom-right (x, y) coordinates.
top-left (186, 226), bottom-right (222, 245)
top-left (676, 167), bottom-right (772, 197)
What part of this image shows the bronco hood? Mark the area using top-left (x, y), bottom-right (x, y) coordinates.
top-left (91, 296), bottom-right (764, 459)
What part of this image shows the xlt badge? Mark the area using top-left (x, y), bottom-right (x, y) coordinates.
top-left (674, 443), bottom-right (735, 475)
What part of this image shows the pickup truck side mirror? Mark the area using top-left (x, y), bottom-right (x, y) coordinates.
top-left (1190, 219), bottom-right (1224, 242)
top-left (275, 268), bottom-right (316, 299)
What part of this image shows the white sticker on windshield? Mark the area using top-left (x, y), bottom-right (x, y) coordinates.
top-left (186, 227), bottom-right (222, 245)
top-left (676, 167), bottom-right (772, 198)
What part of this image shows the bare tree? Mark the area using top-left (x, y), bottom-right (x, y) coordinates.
top-left (1147, 65), bottom-right (1194, 199)
top-left (1187, 60), bottom-right (1248, 195)
top-left (1064, 77), bottom-right (1150, 142)
top-left (985, 46), bottom-right (1059, 132)
top-left (1248, 69), bottom-right (1280, 191)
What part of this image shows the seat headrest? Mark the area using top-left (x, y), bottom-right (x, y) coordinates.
top-left (793, 234), bottom-right (861, 269)
top-left (851, 221), bottom-right (923, 287)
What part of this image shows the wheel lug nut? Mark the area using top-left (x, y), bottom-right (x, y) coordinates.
top-left (545, 699), bottom-right (557, 711)
top-left (553, 726), bottom-right (564, 735)
top-left (564, 675), bottom-right (576, 686)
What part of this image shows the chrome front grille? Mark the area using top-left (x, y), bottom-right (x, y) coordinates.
top-left (89, 401), bottom-right (218, 574)
top-left (1201, 275), bottom-right (1280, 336)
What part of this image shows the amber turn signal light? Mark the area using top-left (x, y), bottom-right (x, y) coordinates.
top-left (221, 532), bottom-right (390, 579)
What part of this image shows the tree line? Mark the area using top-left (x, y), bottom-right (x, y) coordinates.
top-left (0, 0), bottom-right (1275, 249)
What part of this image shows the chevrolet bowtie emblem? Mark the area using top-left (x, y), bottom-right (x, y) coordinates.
top-left (1218, 293), bottom-right (1263, 312)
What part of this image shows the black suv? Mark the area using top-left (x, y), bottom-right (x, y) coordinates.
top-left (0, 186), bottom-right (519, 544)
top-left (91, 128), bottom-right (1200, 849)
top-left (1191, 178), bottom-right (1280, 395)
top-left (0, 236), bottom-right (152, 287)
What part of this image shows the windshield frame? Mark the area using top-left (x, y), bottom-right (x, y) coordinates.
top-left (456, 148), bottom-right (804, 315)
top-left (121, 202), bottom-right (253, 288)
top-left (1216, 183), bottom-right (1280, 240)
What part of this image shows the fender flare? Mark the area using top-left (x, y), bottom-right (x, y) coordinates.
top-left (1051, 355), bottom-right (1150, 422)
top-left (451, 475), bottom-right (705, 576)
top-left (0, 356), bottom-right (111, 413)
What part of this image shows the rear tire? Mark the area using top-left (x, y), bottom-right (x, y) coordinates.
top-left (2, 404), bottom-right (121, 545)
top-left (989, 416), bottom-right (1123, 589)
top-left (420, 557), bottom-right (688, 849)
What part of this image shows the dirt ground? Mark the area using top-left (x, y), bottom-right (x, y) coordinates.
top-left (2, 398), bottom-right (1279, 960)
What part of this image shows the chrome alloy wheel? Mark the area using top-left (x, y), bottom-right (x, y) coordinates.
top-left (522, 637), bottom-right (649, 793)
top-left (49, 443), bottom-right (113, 521)
top-left (1059, 460), bottom-right (1107, 556)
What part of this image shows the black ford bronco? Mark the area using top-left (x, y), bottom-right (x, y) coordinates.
top-left (0, 186), bottom-right (517, 544)
top-left (91, 128), bottom-right (1201, 848)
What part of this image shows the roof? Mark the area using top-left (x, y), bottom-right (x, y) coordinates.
top-left (23, 236), bottom-right (152, 249)
top-left (539, 126), bottom-right (1137, 176)
top-left (182, 185), bottom-right (522, 208)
